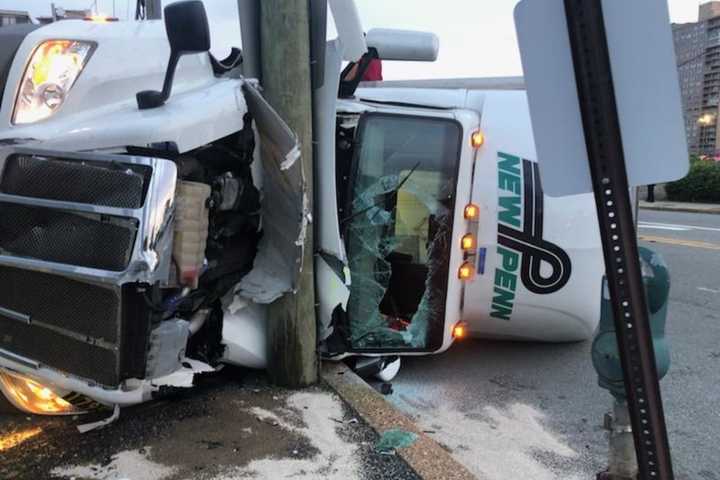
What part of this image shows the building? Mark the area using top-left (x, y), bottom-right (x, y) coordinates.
top-left (701, 1), bottom-right (720, 22)
top-left (0, 9), bottom-right (31, 27)
top-left (673, 1), bottom-right (720, 156)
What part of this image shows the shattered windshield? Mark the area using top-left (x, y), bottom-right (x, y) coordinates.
top-left (343, 114), bottom-right (461, 351)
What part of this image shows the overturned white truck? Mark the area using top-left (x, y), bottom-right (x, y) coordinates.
top-left (0, 2), bottom-right (602, 415)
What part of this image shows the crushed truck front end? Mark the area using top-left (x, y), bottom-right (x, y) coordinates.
top-left (0, 19), bottom-right (306, 415)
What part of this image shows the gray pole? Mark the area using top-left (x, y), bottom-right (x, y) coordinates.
top-left (237, 0), bottom-right (261, 81)
top-left (258, 0), bottom-right (318, 387)
top-left (145, 0), bottom-right (162, 19)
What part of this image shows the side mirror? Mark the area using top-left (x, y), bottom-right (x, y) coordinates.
top-left (137, 0), bottom-right (211, 110)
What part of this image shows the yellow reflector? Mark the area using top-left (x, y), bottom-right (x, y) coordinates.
top-left (464, 203), bottom-right (480, 220)
top-left (471, 131), bottom-right (485, 148)
top-left (452, 322), bottom-right (468, 339)
top-left (461, 234), bottom-right (476, 251)
top-left (458, 262), bottom-right (475, 280)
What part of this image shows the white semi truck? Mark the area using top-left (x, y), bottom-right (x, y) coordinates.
top-left (0, 1), bottom-right (602, 415)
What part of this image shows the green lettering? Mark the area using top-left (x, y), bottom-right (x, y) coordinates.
top-left (497, 246), bottom-right (519, 272)
top-left (492, 286), bottom-right (516, 309)
top-left (498, 195), bottom-right (521, 228)
top-left (498, 152), bottom-right (521, 175)
top-left (495, 269), bottom-right (517, 291)
top-left (490, 304), bottom-right (513, 321)
top-left (498, 171), bottom-right (521, 194)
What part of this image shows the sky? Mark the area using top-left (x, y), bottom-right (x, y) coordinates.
top-left (3, 0), bottom-right (706, 79)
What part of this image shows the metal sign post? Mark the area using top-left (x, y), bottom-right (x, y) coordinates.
top-left (515, 0), bottom-right (689, 478)
top-left (562, 2), bottom-right (674, 478)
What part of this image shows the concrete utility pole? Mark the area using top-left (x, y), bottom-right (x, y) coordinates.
top-left (259, 0), bottom-right (318, 387)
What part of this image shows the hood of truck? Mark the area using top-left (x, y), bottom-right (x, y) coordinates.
top-left (0, 20), bottom-right (245, 153)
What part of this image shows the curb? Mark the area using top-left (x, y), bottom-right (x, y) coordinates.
top-left (639, 204), bottom-right (720, 215)
top-left (322, 362), bottom-right (477, 480)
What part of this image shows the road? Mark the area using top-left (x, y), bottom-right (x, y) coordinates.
top-left (0, 370), bottom-right (419, 480)
top-left (388, 209), bottom-right (720, 480)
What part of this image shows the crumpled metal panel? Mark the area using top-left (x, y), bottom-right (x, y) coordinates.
top-left (237, 83), bottom-right (308, 304)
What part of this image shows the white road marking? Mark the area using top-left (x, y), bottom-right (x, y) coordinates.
top-left (639, 221), bottom-right (720, 233)
top-left (698, 287), bottom-right (720, 294)
top-left (639, 224), bottom-right (689, 232)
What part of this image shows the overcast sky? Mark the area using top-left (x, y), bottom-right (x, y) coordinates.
top-left (5, 0), bottom-right (706, 79)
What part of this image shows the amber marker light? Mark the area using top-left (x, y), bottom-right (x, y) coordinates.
top-left (0, 371), bottom-right (80, 415)
top-left (464, 203), bottom-right (480, 220)
top-left (460, 233), bottom-right (475, 251)
top-left (452, 322), bottom-right (468, 339)
top-left (458, 262), bottom-right (475, 280)
top-left (84, 15), bottom-right (119, 23)
top-left (471, 130), bottom-right (485, 148)
top-left (461, 234), bottom-right (476, 251)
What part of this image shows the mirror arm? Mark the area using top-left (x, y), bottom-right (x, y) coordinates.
top-left (136, 51), bottom-right (181, 110)
top-left (160, 52), bottom-right (181, 100)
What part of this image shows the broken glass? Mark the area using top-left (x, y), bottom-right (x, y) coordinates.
top-left (343, 114), bottom-right (461, 350)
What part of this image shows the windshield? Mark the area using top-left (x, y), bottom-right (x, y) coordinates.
top-left (343, 113), bottom-right (462, 351)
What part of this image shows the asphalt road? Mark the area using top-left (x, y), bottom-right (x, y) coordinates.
top-left (0, 370), bottom-right (419, 480)
top-left (388, 209), bottom-right (720, 480)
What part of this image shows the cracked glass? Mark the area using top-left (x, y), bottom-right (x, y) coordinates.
top-left (343, 114), bottom-right (461, 350)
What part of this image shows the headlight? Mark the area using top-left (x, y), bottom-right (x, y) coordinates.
top-left (13, 40), bottom-right (95, 125)
top-left (0, 370), bottom-right (83, 415)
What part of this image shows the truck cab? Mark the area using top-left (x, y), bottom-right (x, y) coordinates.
top-left (317, 81), bottom-right (603, 370)
top-left (0, 4), bottom-right (603, 414)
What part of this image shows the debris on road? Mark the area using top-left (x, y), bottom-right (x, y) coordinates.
top-left (375, 429), bottom-right (418, 454)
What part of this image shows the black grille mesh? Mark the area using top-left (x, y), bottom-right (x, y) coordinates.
top-left (0, 266), bottom-right (120, 342)
top-left (0, 266), bottom-right (122, 385)
top-left (0, 155), bottom-right (149, 209)
top-left (0, 203), bottom-right (137, 271)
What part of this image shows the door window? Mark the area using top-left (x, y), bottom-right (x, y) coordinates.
top-left (343, 113), bottom-right (462, 351)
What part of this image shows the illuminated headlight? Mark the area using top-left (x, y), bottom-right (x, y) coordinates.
top-left (13, 40), bottom-right (95, 125)
top-left (0, 370), bottom-right (82, 415)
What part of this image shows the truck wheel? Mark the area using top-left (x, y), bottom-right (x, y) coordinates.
top-left (375, 357), bottom-right (401, 382)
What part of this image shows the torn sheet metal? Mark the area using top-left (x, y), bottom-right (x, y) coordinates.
top-left (145, 319), bottom-right (190, 379)
top-left (77, 404), bottom-right (121, 433)
top-left (238, 83), bottom-right (308, 304)
top-left (150, 358), bottom-right (215, 389)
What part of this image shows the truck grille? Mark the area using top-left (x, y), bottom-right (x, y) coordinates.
top-left (0, 154), bottom-right (150, 209)
top-left (0, 202), bottom-right (138, 271)
top-left (0, 266), bottom-right (123, 385)
top-left (0, 148), bottom-right (176, 386)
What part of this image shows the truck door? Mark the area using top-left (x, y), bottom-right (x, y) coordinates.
top-left (340, 112), bottom-right (463, 353)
